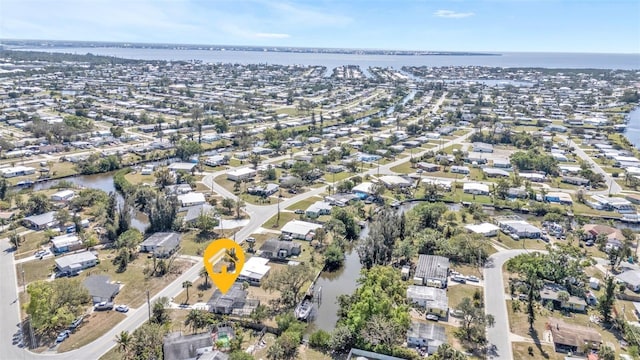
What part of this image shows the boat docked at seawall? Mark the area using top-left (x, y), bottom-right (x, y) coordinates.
top-left (294, 299), bottom-right (313, 321)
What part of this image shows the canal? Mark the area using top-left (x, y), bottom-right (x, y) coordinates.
top-left (624, 106), bottom-right (640, 148)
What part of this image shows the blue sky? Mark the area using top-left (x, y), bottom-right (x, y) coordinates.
top-left (2, 0), bottom-right (639, 53)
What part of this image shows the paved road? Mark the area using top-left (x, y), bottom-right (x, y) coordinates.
top-left (561, 135), bottom-right (622, 195)
top-left (484, 249), bottom-right (528, 360)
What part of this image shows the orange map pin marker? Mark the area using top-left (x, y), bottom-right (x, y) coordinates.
top-left (203, 238), bottom-right (245, 294)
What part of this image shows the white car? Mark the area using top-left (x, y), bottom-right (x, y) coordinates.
top-left (426, 314), bottom-right (439, 321)
top-left (466, 275), bottom-right (480, 283)
top-left (115, 305), bottom-right (129, 313)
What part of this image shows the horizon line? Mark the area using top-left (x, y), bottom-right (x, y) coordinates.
top-left (2, 38), bottom-right (640, 56)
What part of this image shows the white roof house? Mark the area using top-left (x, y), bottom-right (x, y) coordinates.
top-left (55, 251), bottom-right (98, 274)
top-left (352, 182), bottom-right (374, 195)
top-left (0, 166), bottom-right (36, 178)
top-left (463, 182), bottom-right (489, 195)
top-left (168, 162), bottom-right (197, 172)
top-left (238, 257), bottom-right (271, 285)
top-left (51, 189), bottom-right (75, 202)
top-left (465, 223), bottom-right (500, 237)
top-left (379, 175), bottom-right (412, 188)
top-left (281, 220), bottom-right (322, 241)
top-left (227, 168), bottom-right (256, 182)
top-left (177, 192), bottom-right (206, 207)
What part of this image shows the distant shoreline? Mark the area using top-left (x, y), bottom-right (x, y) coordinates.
top-left (0, 39), bottom-right (501, 57)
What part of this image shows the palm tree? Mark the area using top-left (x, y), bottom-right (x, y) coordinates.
top-left (199, 267), bottom-right (210, 289)
top-left (115, 331), bottom-right (133, 359)
top-left (182, 280), bottom-right (193, 304)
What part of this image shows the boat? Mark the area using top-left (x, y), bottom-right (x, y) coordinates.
top-left (294, 299), bottom-right (313, 321)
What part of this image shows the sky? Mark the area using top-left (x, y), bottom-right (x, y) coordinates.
top-left (1, 0), bottom-right (639, 53)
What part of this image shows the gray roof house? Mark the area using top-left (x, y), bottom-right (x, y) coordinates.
top-left (258, 239), bottom-right (301, 260)
top-left (406, 285), bottom-right (449, 317)
top-left (346, 348), bottom-right (404, 360)
top-left (140, 232), bottom-right (181, 258)
top-left (413, 255), bottom-right (449, 288)
top-left (22, 211), bottom-right (57, 230)
top-left (163, 331), bottom-right (229, 360)
top-left (183, 204), bottom-right (217, 225)
top-left (406, 322), bottom-right (447, 354)
top-left (616, 270), bottom-right (640, 292)
top-left (55, 251), bottom-right (98, 275)
top-left (207, 283), bottom-right (256, 315)
top-left (83, 275), bottom-right (120, 304)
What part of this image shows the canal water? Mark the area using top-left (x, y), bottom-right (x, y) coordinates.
top-left (33, 172), bottom-right (149, 232)
top-left (624, 107), bottom-right (640, 148)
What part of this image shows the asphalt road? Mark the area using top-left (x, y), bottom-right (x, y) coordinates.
top-left (561, 135), bottom-right (622, 195)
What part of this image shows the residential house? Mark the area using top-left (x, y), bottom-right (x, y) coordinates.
top-left (588, 195), bottom-right (636, 213)
top-left (247, 183), bottom-right (279, 197)
top-left (451, 165), bottom-right (470, 175)
top-left (496, 218), bottom-right (542, 239)
top-left (582, 224), bottom-right (625, 250)
top-left (616, 270), bottom-right (640, 292)
top-left (346, 349), bottom-right (403, 360)
top-left (416, 162), bottom-right (440, 172)
top-left (544, 192), bottom-right (573, 205)
top-left (463, 182), bottom-right (490, 196)
top-left (83, 275), bottom-right (120, 304)
top-left (406, 285), bottom-right (448, 317)
top-left (258, 239), bottom-right (301, 260)
top-left (465, 223), bottom-right (500, 237)
top-left (352, 182), bottom-right (375, 198)
top-left (238, 257), bottom-right (271, 286)
top-left (547, 318), bottom-right (601, 354)
top-left (472, 142), bottom-right (494, 153)
top-left (168, 162), bottom-right (197, 172)
top-left (280, 220), bottom-right (322, 241)
top-left (561, 176), bottom-right (590, 186)
top-left (379, 175), bottom-right (413, 189)
top-left (208, 283), bottom-right (253, 315)
top-left (22, 211), bottom-right (57, 230)
top-left (140, 232), bottom-right (181, 258)
top-left (539, 283), bottom-right (587, 312)
top-left (305, 201), bottom-right (332, 218)
top-left (50, 189), bottom-right (75, 202)
top-left (55, 251), bottom-right (98, 275)
top-left (326, 165), bottom-right (345, 173)
top-left (226, 168), bottom-right (256, 182)
top-left (483, 167), bottom-right (510, 178)
top-left (51, 234), bottom-right (83, 254)
top-left (163, 331), bottom-right (229, 360)
top-left (177, 192), bottom-right (206, 207)
top-left (183, 204), bottom-right (216, 226)
top-left (413, 255), bottom-right (449, 288)
top-left (0, 166), bottom-right (36, 178)
top-left (204, 155), bottom-right (229, 167)
top-left (406, 322), bottom-right (447, 354)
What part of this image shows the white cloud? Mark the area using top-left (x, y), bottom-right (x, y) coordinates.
top-left (254, 33), bottom-right (290, 39)
top-left (434, 10), bottom-right (475, 19)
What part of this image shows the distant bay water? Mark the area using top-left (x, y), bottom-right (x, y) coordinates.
top-left (13, 47), bottom-right (640, 70)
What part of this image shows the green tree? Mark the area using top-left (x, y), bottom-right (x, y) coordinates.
top-left (115, 331), bottom-right (133, 360)
top-left (130, 322), bottom-right (166, 360)
top-left (115, 228), bottom-right (143, 251)
top-left (454, 297), bottom-right (495, 349)
top-left (199, 267), bottom-right (211, 289)
top-left (263, 263), bottom-right (313, 307)
top-left (151, 297), bottom-right (170, 325)
top-left (175, 140), bottom-right (203, 161)
top-left (599, 276), bottom-right (616, 324)
top-left (182, 281), bottom-right (193, 303)
top-left (24, 193), bottom-right (52, 216)
top-left (357, 207), bottom-right (401, 269)
top-left (309, 329), bottom-right (332, 352)
top-left (26, 279), bottom-right (90, 335)
top-left (599, 345), bottom-right (615, 360)
top-left (154, 167), bottom-right (175, 189)
top-left (229, 352), bottom-right (255, 360)
top-left (431, 344), bottom-right (468, 360)
top-left (324, 243), bottom-right (345, 271)
top-left (222, 197), bottom-right (235, 215)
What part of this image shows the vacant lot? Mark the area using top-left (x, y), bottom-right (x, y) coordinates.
top-left (57, 311), bottom-right (126, 352)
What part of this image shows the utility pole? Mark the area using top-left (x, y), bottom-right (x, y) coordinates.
top-left (146, 290), bottom-right (151, 321)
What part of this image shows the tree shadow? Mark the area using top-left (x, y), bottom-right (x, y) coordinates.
top-left (529, 328), bottom-right (549, 359)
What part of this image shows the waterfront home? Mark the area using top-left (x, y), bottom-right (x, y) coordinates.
top-left (238, 257), bottom-right (271, 286)
top-left (379, 175), bottom-right (412, 189)
top-left (55, 251), bottom-right (98, 276)
top-left (0, 165), bottom-right (36, 178)
top-left (463, 182), bottom-right (489, 196)
top-left (139, 232), bottom-right (181, 258)
top-left (406, 285), bottom-right (448, 317)
top-left (346, 349), bottom-right (404, 360)
top-left (544, 192), bottom-right (573, 205)
top-left (163, 331), bottom-right (228, 360)
top-left (83, 275), bottom-right (120, 304)
top-left (587, 195), bottom-right (636, 213)
top-left (351, 182), bottom-right (375, 198)
top-left (167, 162), bottom-right (197, 172)
top-left (50, 189), bottom-right (75, 202)
top-left (406, 322), bottom-right (447, 354)
top-left (208, 283), bottom-right (252, 315)
top-left (413, 255), bottom-right (449, 288)
top-left (280, 220), bottom-right (322, 241)
top-left (495, 217), bottom-right (541, 239)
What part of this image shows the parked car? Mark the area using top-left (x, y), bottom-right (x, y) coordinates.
top-left (34, 250), bottom-right (48, 259)
top-left (294, 209), bottom-right (304, 214)
top-left (69, 316), bottom-right (84, 331)
top-left (56, 330), bottom-right (70, 343)
top-left (426, 314), bottom-right (439, 321)
top-left (452, 275), bottom-right (466, 283)
top-left (518, 293), bottom-right (528, 301)
top-left (466, 275), bottom-right (480, 283)
top-left (450, 309), bottom-right (464, 318)
top-left (585, 240), bottom-right (595, 247)
top-left (115, 305), bottom-right (129, 313)
top-left (94, 301), bottom-right (114, 311)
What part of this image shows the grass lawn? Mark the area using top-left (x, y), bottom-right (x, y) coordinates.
top-left (390, 161), bottom-right (414, 174)
top-left (174, 229), bottom-right (237, 256)
top-left (50, 161), bottom-right (78, 178)
top-left (57, 311), bottom-right (127, 352)
top-left (494, 234), bottom-right (550, 251)
top-left (263, 211), bottom-right (298, 230)
top-left (512, 341), bottom-right (564, 360)
top-left (14, 231), bottom-right (50, 259)
top-left (17, 258), bottom-right (57, 286)
top-left (285, 197), bottom-right (321, 211)
top-left (124, 172), bottom-right (155, 186)
top-left (76, 251), bottom-right (197, 308)
top-left (448, 284), bottom-right (482, 308)
top-left (173, 274), bottom-right (216, 306)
